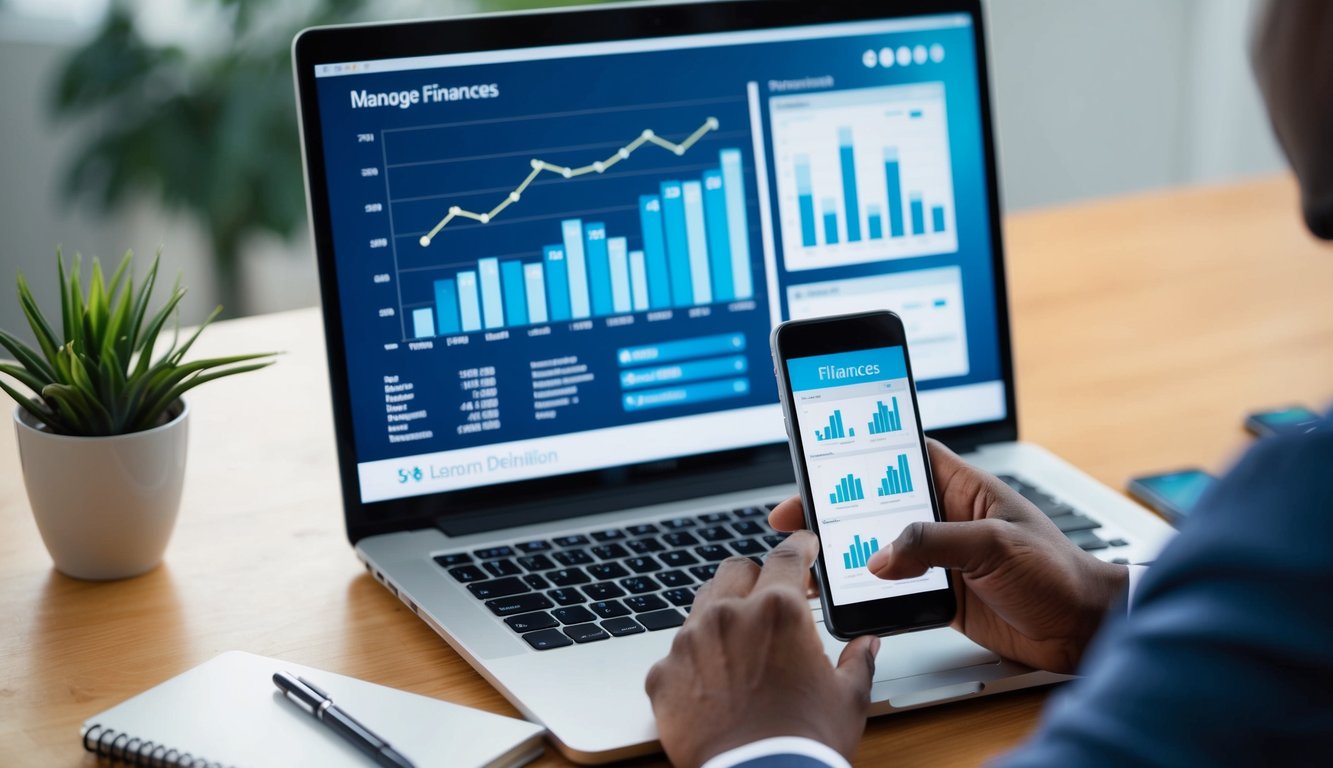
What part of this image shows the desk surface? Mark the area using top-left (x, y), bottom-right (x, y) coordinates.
top-left (3, 176), bottom-right (1332, 767)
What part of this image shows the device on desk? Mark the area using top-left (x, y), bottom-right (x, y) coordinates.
top-left (292, 0), bottom-right (1176, 761)
top-left (1245, 405), bottom-right (1324, 438)
top-left (772, 311), bottom-right (955, 638)
top-left (1127, 469), bottom-right (1217, 527)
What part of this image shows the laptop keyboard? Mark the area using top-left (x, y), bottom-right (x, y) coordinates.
top-left (432, 481), bottom-right (1130, 651)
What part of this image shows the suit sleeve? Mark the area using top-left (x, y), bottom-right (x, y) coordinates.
top-left (995, 430), bottom-right (1333, 766)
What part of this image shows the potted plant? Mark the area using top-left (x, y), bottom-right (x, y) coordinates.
top-left (0, 250), bottom-right (275, 580)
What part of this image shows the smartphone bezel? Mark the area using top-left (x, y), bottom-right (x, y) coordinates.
top-left (771, 310), bottom-right (956, 639)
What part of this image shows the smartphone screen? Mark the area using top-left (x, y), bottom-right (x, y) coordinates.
top-left (1129, 470), bottom-right (1215, 523)
top-left (1247, 406), bottom-right (1324, 437)
top-left (785, 345), bottom-right (949, 608)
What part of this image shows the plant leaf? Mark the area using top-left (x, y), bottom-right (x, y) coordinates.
top-left (0, 377), bottom-right (62, 432)
top-left (0, 361), bottom-right (50, 396)
top-left (16, 271), bottom-right (62, 366)
top-left (0, 329), bottom-right (59, 384)
top-left (135, 359), bottom-right (273, 430)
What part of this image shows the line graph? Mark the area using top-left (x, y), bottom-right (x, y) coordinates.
top-left (416, 117), bottom-right (721, 247)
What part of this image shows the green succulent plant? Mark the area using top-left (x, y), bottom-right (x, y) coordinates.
top-left (0, 250), bottom-right (276, 436)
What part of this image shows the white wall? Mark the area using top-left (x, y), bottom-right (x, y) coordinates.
top-left (0, 0), bottom-right (1289, 347)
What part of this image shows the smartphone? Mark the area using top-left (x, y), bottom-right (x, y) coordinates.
top-left (771, 311), bottom-right (955, 639)
top-left (1126, 469), bottom-right (1217, 526)
top-left (1245, 405), bottom-right (1323, 438)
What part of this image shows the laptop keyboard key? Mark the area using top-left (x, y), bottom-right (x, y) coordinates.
top-left (660, 550), bottom-right (700, 567)
top-left (689, 564), bottom-right (719, 581)
top-left (698, 526), bottom-right (734, 542)
top-left (627, 537), bottom-right (665, 554)
top-left (699, 512), bottom-right (731, 523)
top-left (589, 600), bottom-right (630, 619)
top-left (553, 534), bottom-right (590, 547)
top-left (657, 569), bottom-right (694, 588)
top-left (1068, 530), bottom-right (1110, 551)
top-left (695, 545), bottom-right (731, 562)
top-left (433, 552), bottom-right (472, 567)
top-left (547, 568), bottom-right (591, 587)
top-left (733, 507), bottom-right (765, 518)
top-left (625, 556), bottom-right (662, 574)
top-left (663, 532), bottom-right (700, 548)
top-left (485, 593), bottom-right (553, 617)
top-left (564, 623), bottom-right (610, 644)
top-left (473, 546), bottom-right (515, 560)
top-left (663, 588), bottom-right (694, 607)
top-left (516, 540), bottom-right (552, 553)
top-left (620, 576), bottom-right (661, 595)
top-left (762, 534), bottom-right (788, 548)
top-left (547, 588), bottom-right (586, 606)
top-left (505, 611), bottom-right (558, 633)
top-left (625, 594), bottom-right (669, 613)
top-left (522, 629), bottom-right (573, 651)
top-left (591, 543), bottom-right (630, 561)
top-left (523, 574), bottom-right (551, 591)
top-left (588, 562), bottom-right (630, 580)
top-left (601, 617), bottom-right (645, 637)
top-left (626, 524), bottom-right (660, 536)
top-left (638, 608), bottom-right (687, 631)
top-left (467, 577), bottom-right (529, 600)
top-left (583, 581), bottom-right (627, 601)
top-left (553, 606), bottom-right (597, 625)
top-left (729, 538), bottom-right (765, 556)
top-left (662, 517), bottom-right (696, 529)
top-left (448, 565), bottom-right (487, 583)
top-left (552, 549), bottom-right (594, 567)
top-left (1108, 538), bottom-right (1129, 547)
top-left (731, 521), bottom-right (765, 537)
top-left (1051, 514), bottom-right (1100, 534)
top-left (517, 554), bottom-right (557, 572)
top-left (591, 529), bottom-right (627, 542)
top-left (483, 559), bottom-right (523, 578)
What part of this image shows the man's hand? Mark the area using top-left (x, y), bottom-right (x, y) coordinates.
top-left (770, 441), bottom-right (1127, 674)
top-left (645, 532), bottom-right (879, 768)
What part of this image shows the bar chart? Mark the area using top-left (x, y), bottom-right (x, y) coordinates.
top-left (867, 398), bottom-right (904, 435)
top-left (770, 82), bottom-right (958, 271)
top-left (877, 454), bottom-right (915, 497)
top-left (841, 534), bottom-right (880, 570)
top-left (814, 409), bottom-right (854, 441)
top-left (405, 147), bottom-right (756, 338)
top-left (829, 473), bottom-right (865, 505)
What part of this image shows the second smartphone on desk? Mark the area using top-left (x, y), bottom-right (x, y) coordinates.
top-left (772, 310), bottom-right (956, 639)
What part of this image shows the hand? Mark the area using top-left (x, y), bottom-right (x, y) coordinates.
top-left (769, 440), bottom-right (1127, 674)
top-left (645, 532), bottom-right (879, 768)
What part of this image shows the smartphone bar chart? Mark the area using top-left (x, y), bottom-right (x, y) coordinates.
top-left (814, 409), bottom-right (854, 441)
top-left (842, 534), bottom-right (880, 570)
top-left (771, 83), bottom-right (958, 271)
top-left (877, 454), bottom-right (915, 497)
top-left (868, 397), bottom-right (904, 435)
top-left (829, 472), bottom-right (865, 505)
top-left (410, 149), bottom-right (755, 339)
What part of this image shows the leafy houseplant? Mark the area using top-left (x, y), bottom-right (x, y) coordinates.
top-left (1, 250), bottom-right (276, 580)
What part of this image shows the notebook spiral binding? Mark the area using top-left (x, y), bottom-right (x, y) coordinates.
top-left (82, 723), bottom-right (232, 768)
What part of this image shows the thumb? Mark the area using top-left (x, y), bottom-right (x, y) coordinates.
top-left (835, 635), bottom-right (879, 702)
top-left (867, 519), bottom-right (1000, 579)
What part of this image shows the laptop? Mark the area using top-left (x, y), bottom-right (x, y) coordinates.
top-left (292, 0), bottom-right (1176, 762)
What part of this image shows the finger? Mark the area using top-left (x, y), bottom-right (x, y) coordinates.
top-left (866, 519), bottom-right (1000, 579)
top-left (835, 635), bottom-right (880, 702)
top-left (768, 495), bottom-right (807, 532)
top-left (695, 556), bottom-right (761, 611)
top-left (753, 530), bottom-right (819, 594)
top-left (926, 440), bottom-right (1023, 524)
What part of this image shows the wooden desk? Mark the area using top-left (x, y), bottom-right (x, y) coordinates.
top-left (3, 176), bottom-right (1331, 766)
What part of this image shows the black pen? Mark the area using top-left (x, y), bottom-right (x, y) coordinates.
top-left (273, 671), bottom-right (416, 768)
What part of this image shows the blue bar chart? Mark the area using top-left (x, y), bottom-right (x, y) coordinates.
top-left (408, 148), bottom-right (756, 339)
top-left (877, 454), bottom-right (915, 497)
top-left (841, 534), bottom-right (880, 570)
top-left (829, 473), bottom-right (865, 505)
top-left (814, 409), bottom-right (853, 441)
top-left (868, 398), bottom-right (904, 435)
top-left (769, 83), bottom-right (958, 271)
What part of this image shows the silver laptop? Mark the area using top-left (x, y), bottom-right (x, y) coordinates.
top-left (292, 0), bottom-right (1175, 762)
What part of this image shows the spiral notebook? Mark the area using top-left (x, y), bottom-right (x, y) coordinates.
top-left (80, 651), bottom-right (546, 768)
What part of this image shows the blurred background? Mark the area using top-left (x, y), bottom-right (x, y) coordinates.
top-left (0, 0), bottom-right (1284, 343)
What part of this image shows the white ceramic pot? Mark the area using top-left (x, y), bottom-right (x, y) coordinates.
top-left (13, 401), bottom-right (189, 580)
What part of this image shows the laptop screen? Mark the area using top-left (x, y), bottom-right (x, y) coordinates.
top-left (308, 11), bottom-right (1005, 505)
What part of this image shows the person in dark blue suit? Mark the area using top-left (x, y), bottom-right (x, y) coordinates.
top-left (644, 2), bottom-right (1333, 765)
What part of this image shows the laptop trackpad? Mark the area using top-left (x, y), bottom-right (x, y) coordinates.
top-left (817, 624), bottom-right (1000, 681)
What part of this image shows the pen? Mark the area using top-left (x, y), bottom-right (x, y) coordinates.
top-left (273, 671), bottom-right (416, 768)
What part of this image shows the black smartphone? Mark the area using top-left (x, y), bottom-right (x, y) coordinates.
top-left (1245, 405), bottom-right (1323, 438)
top-left (1126, 469), bottom-right (1217, 526)
top-left (771, 310), bottom-right (955, 639)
